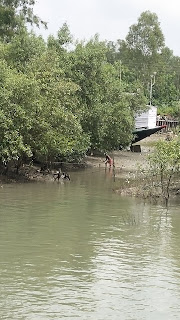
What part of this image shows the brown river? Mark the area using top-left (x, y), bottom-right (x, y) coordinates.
top-left (0, 167), bottom-right (180, 320)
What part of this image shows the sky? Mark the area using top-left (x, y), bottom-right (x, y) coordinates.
top-left (33, 0), bottom-right (180, 56)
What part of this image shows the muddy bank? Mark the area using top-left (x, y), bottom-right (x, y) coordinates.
top-left (0, 134), bottom-right (166, 185)
top-left (85, 150), bottom-right (148, 174)
top-left (84, 134), bottom-right (159, 176)
top-left (84, 133), bottom-right (180, 200)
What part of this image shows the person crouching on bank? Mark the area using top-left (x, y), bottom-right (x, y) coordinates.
top-left (105, 154), bottom-right (113, 167)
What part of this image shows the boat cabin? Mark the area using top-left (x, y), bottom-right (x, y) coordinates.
top-left (135, 106), bottom-right (157, 129)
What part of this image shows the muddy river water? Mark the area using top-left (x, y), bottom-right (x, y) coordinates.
top-left (0, 167), bottom-right (180, 319)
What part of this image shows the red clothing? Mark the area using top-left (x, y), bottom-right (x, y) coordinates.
top-left (105, 155), bottom-right (113, 166)
top-left (108, 158), bottom-right (113, 166)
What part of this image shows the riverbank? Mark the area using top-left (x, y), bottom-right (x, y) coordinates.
top-left (85, 133), bottom-right (165, 174)
top-left (84, 133), bottom-right (179, 199)
top-left (0, 133), bottom-right (179, 201)
top-left (0, 133), bottom-right (167, 185)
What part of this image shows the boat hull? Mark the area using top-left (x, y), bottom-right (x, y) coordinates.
top-left (132, 125), bottom-right (166, 143)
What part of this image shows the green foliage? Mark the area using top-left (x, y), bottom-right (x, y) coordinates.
top-left (125, 11), bottom-right (165, 56)
top-left (0, 60), bottom-right (34, 165)
top-left (65, 37), bottom-right (146, 151)
top-left (153, 72), bottom-right (178, 105)
top-left (0, 41), bottom-right (90, 169)
top-left (118, 11), bottom-right (165, 83)
top-left (47, 23), bottom-right (73, 53)
top-left (158, 102), bottom-right (180, 120)
top-left (0, 10), bottom-right (180, 175)
top-left (147, 138), bottom-right (180, 202)
top-left (24, 48), bottom-right (90, 163)
top-left (4, 28), bottom-right (46, 71)
top-left (0, 0), bottom-right (46, 41)
top-left (115, 11), bottom-right (180, 112)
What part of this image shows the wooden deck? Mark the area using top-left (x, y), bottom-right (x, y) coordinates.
top-left (156, 119), bottom-right (179, 131)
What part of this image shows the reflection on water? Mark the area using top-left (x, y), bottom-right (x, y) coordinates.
top-left (0, 168), bottom-right (180, 320)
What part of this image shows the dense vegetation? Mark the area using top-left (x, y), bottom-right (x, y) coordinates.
top-left (0, 2), bottom-right (179, 171)
top-left (137, 137), bottom-right (180, 203)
